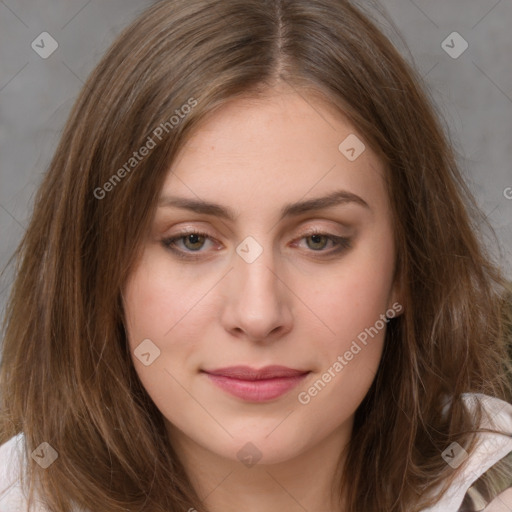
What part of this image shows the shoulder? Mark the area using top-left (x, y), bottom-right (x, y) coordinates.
top-left (0, 433), bottom-right (51, 512)
top-left (421, 394), bottom-right (512, 512)
top-left (0, 433), bottom-right (25, 486)
top-left (0, 434), bottom-right (88, 512)
top-left (0, 433), bottom-right (29, 511)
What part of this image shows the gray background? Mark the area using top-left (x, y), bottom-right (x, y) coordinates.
top-left (0, 0), bottom-right (511, 329)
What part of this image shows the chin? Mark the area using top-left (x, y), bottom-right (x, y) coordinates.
top-left (224, 432), bottom-right (309, 466)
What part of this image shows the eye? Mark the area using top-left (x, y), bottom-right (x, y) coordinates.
top-left (292, 229), bottom-right (352, 255)
top-left (161, 228), bottom-right (352, 260)
top-left (162, 230), bottom-right (216, 258)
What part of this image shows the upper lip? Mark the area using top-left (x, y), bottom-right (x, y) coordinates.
top-left (203, 365), bottom-right (310, 380)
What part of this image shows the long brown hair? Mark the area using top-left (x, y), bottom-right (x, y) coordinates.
top-left (1, 1), bottom-right (511, 511)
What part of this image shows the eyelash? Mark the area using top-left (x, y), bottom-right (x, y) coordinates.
top-left (161, 228), bottom-right (352, 261)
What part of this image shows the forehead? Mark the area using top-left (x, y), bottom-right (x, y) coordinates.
top-left (163, 88), bottom-right (390, 219)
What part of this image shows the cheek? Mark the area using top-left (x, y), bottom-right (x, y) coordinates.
top-left (123, 249), bottom-right (210, 341)
top-left (122, 256), bottom-right (205, 415)
top-left (296, 252), bottom-right (394, 424)
top-left (311, 241), bottom-right (395, 350)
top-left (123, 249), bottom-right (223, 391)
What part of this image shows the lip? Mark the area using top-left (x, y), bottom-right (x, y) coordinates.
top-left (201, 365), bottom-right (310, 402)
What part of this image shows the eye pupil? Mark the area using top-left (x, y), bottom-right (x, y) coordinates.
top-left (184, 233), bottom-right (204, 250)
top-left (307, 234), bottom-right (328, 250)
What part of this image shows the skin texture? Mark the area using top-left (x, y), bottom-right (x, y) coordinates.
top-left (123, 85), bottom-right (402, 512)
top-left (484, 488), bottom-right (512, 511)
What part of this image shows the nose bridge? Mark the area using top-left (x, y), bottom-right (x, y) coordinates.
top-left (234, 234), bottom-right (281, 303)
top-left (221, 233), bottom-right (292, 340)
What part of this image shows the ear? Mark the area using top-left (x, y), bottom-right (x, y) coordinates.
top-left (387, 271), bottom-right (404, 319)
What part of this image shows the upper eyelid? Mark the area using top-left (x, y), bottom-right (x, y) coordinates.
top-left (166, 226), bottom-right (348, 242)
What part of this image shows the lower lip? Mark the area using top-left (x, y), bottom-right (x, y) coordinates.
top-left (203, 372), bottom-right (309, 402)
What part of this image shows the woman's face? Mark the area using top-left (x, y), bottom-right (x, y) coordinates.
top-left (123, 87), bottom-right (401, 465)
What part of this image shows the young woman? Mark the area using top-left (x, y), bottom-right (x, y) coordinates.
top-left (1, 1), bottom-right (511, 511)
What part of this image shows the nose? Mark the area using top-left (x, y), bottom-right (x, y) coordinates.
top-left (220, 242), bottom-right (293, 343)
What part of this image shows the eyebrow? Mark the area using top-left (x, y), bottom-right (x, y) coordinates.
top-left (158, 189), bottom-right (371, 222)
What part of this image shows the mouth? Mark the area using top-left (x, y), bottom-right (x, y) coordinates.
top-left (201, 365), bottom-right (311, 402)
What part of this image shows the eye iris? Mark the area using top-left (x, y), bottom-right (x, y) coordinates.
top-left (183, 233), bottom-right (205, 251)
top-left (307, 234), bottom-right (328, 250)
